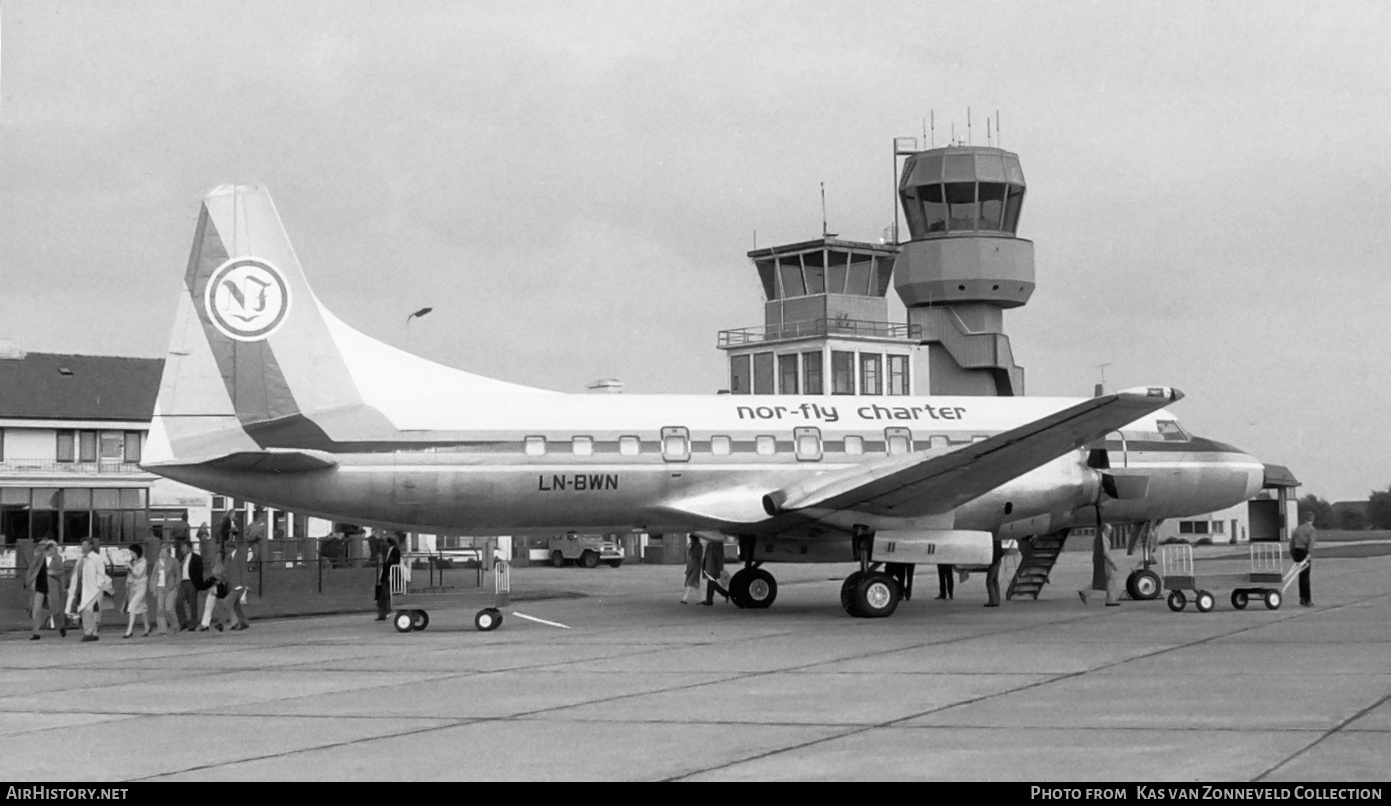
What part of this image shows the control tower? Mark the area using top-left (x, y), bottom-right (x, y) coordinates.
top-left (894, 145), bottom-right (1032, 395)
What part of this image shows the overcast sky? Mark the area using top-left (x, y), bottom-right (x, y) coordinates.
top-left (2, 1), bottom-right (1388, 501)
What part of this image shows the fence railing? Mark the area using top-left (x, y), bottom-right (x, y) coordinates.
top-left (0, 460), bottom-right (147, 475)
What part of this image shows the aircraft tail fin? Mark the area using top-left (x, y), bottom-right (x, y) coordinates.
top-left (149, 184), bottom-right (387, 462)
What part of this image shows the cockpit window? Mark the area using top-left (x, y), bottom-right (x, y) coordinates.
top-left (1156, 420), bottom-right (1189, 441)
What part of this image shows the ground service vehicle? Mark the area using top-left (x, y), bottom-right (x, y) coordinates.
top-left (548, 534), bottom-right (624, 568)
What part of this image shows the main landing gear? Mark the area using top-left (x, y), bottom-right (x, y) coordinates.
top-left (839, 526), bottom-right (902, 618)
top-left (728, 536), bottom-right (777, 609)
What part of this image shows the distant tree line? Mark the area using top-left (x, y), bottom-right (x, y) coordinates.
top-left (1299, 486), bottom-right (1391, 529)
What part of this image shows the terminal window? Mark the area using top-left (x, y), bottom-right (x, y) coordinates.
top-left (753, 352), bottom-right (774, 395)
top-left (79, 431), bottom-right (97, 463)
top-left (888, 355), bottom-right (909, 396)
top-left (860, 354), bottom-right (882, 395)
top-left (778, 354), bottom-right (799, 395)
top-left (123, 432), bottom-right (142, 463)
top-left (730, 355), bottom-right (751, 395)
top-left (802, 352), bottom-right (823, 395)
top-left (831, 351), bottom-right (855, 394)
top-left (56, 431), bottom-right (75, 462)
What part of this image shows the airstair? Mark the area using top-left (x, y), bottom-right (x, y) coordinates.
top-left (1006, 530), bottom-right (1070, 599)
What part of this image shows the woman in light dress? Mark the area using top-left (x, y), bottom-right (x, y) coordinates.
top-left (123, 543), bottom-right (151, 638)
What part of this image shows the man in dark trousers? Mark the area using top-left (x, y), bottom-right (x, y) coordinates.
top-left (936, 563), bottom-right (955, 600)
top-left (701, 536), bottom-right (728, 606)
top-left (176, 540), bottom-right (206, 631)
top-left (376, 534), bottom-right (402, 620)
top-left (1290, 511), bottom-right (1317, 606)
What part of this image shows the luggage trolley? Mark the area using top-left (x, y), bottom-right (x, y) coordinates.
top-left (388, 558), bottom-right (511, 633)
top-left (1159, 543), bottom-right (1308, 613)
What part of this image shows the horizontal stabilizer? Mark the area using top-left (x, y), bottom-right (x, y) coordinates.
top-left (200, 449), bottom-right (338, 474)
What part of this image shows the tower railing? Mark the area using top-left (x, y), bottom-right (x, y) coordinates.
top-left (718, 318), bottom-right (922, 347)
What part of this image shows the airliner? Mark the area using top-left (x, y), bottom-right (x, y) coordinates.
top-left (143, 185), bottom-right (1266, 618)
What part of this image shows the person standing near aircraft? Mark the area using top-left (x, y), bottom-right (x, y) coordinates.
top-left (24, 541), bottom-right (51, 640)
top-left (701, 536), bottom-right (729, 606)
top-left (936, 563), bottom-right (955, 600)
top-left (1079, 524), bottom-right (1120, 606)
top-left (66, 539), bottom-right (112, 641)
top-left (1290, 511), bottom-right (1316, 606)
top-left (151, 542), bottom-right (180, 636)
top-left (681, 535), bottom-right (703, 604)
top-left (984, 536), bottom-right (1005, 607)
top-left (122, 544), bottom-right (151, 638)
top-left (376, 535), bottom-right (402, 620)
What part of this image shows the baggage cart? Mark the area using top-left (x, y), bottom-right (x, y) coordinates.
top-left (387, 557), bottom-right (511, 633)
top-left (1160, 543), bottom-right (1308, 613)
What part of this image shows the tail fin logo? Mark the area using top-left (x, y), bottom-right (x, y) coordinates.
top-left (204, 258), bottom-right (292, 342)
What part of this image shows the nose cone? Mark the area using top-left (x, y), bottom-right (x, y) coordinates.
top-left (1188, 436), bottom-right (1267, 509)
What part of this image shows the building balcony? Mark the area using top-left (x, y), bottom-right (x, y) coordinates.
top-left (0, 460), bottom-right (151, 477)
top-left (718, 318), bottom-right (922, 348)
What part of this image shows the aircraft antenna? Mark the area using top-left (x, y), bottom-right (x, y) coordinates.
top-left (1093, 363), bottom-right (1112, 397)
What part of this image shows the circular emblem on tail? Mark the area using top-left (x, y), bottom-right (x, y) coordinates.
top-left (204, 258), bottom-right (292, 342)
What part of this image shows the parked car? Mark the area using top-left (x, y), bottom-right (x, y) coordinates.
top-left (547, 534), bottom-right (623, 568)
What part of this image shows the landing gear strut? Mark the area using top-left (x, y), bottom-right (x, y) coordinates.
top-left (728, 535), bottom-right (777, 609)
top-left (841, 525), bottom-right (901, 618)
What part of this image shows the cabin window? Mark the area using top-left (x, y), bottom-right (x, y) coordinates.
top-left (885, 427), bottom-right (912, 455)
top-left (661, 426), bottom-right (690, 462)
top-left (710, 436), bottom-right (732, 456)
top-left (928, 435), bottom-right (949, 449)
top-left (572, 437), bottom-right (593, 457)
top-left (794, 427), bottom-right (822, 461)
top-left (619, 436), bottom-right (641, 456)
top-left (524, 436), bottom-right (546, 456)
top-left (755, 435), bottom-right (776, 456)
top-left (1156, 420), bottom-right (1189, 441)
top-left (843, 435), bottom-right (864, 455)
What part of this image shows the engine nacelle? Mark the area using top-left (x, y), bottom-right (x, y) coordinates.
top-left (870, 530), bottom-right (994, 566)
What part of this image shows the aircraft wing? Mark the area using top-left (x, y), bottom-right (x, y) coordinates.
top-left (763, 387), bottom-right (1181, 519)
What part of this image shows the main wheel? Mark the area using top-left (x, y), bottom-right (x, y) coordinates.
top-left (1231, 590), bottom-right (1249, 610)
top-left (1128, 570), bottom-right (1162, 600)
top-left (1167, 590), bottom-right (1187, 612)
top-left (1264, 590), bottom-right (1282, 610)
top-left (550, 552), bottom-right (565, 568)
top-left (840, 571), bottom-right (866, 616)
top-left (579, 550), bottom-right (599, 569)
top-left (411, 610), bottom-right (430, 631)
top-left (729, 567), bottom-right (777, 609)
top-left (1195, 590), bottom-right (1215, 613)
top-left (848, 573), bottom-right (901, 618)
top-left (393, 611), bottom-right (414, 633)
top-left (474, 608), bottom-right (503, 631)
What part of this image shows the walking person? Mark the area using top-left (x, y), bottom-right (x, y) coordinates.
top-left (701, 535), bottom-right (729, 606)
top-left (936, 563), bottom-right (955, 600)
top-left (680, 535), bottom-right (703, 604)
top-left (66, 539), bottom-right (113, 641)
top-left (41, 540), bottom-right (67, 635)
top-left (23, 541), bottom-right (52, 640)
top-left (151, 543), bottom-right (180, 636)
top-left (1291, 511), bottom-right (1317, 606)
top-left (200, 551), bottom-right (230, 631)
top-left (176, 540), bottom-right (205, 631)
top-left (123, 544), bottom-right (151, 638)
top-left (223, 538), bottom-right (251, 630)
top-left (375, 535), bottom-right (401, 620)
top-left (1078, 524), bottom-right (1120, 606)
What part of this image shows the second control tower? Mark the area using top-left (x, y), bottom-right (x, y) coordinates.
top-left (894, 145), bottom-right (1032, 396)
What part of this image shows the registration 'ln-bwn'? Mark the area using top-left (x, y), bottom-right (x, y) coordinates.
top-left (144, 185), bottom-right (1265, 618)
